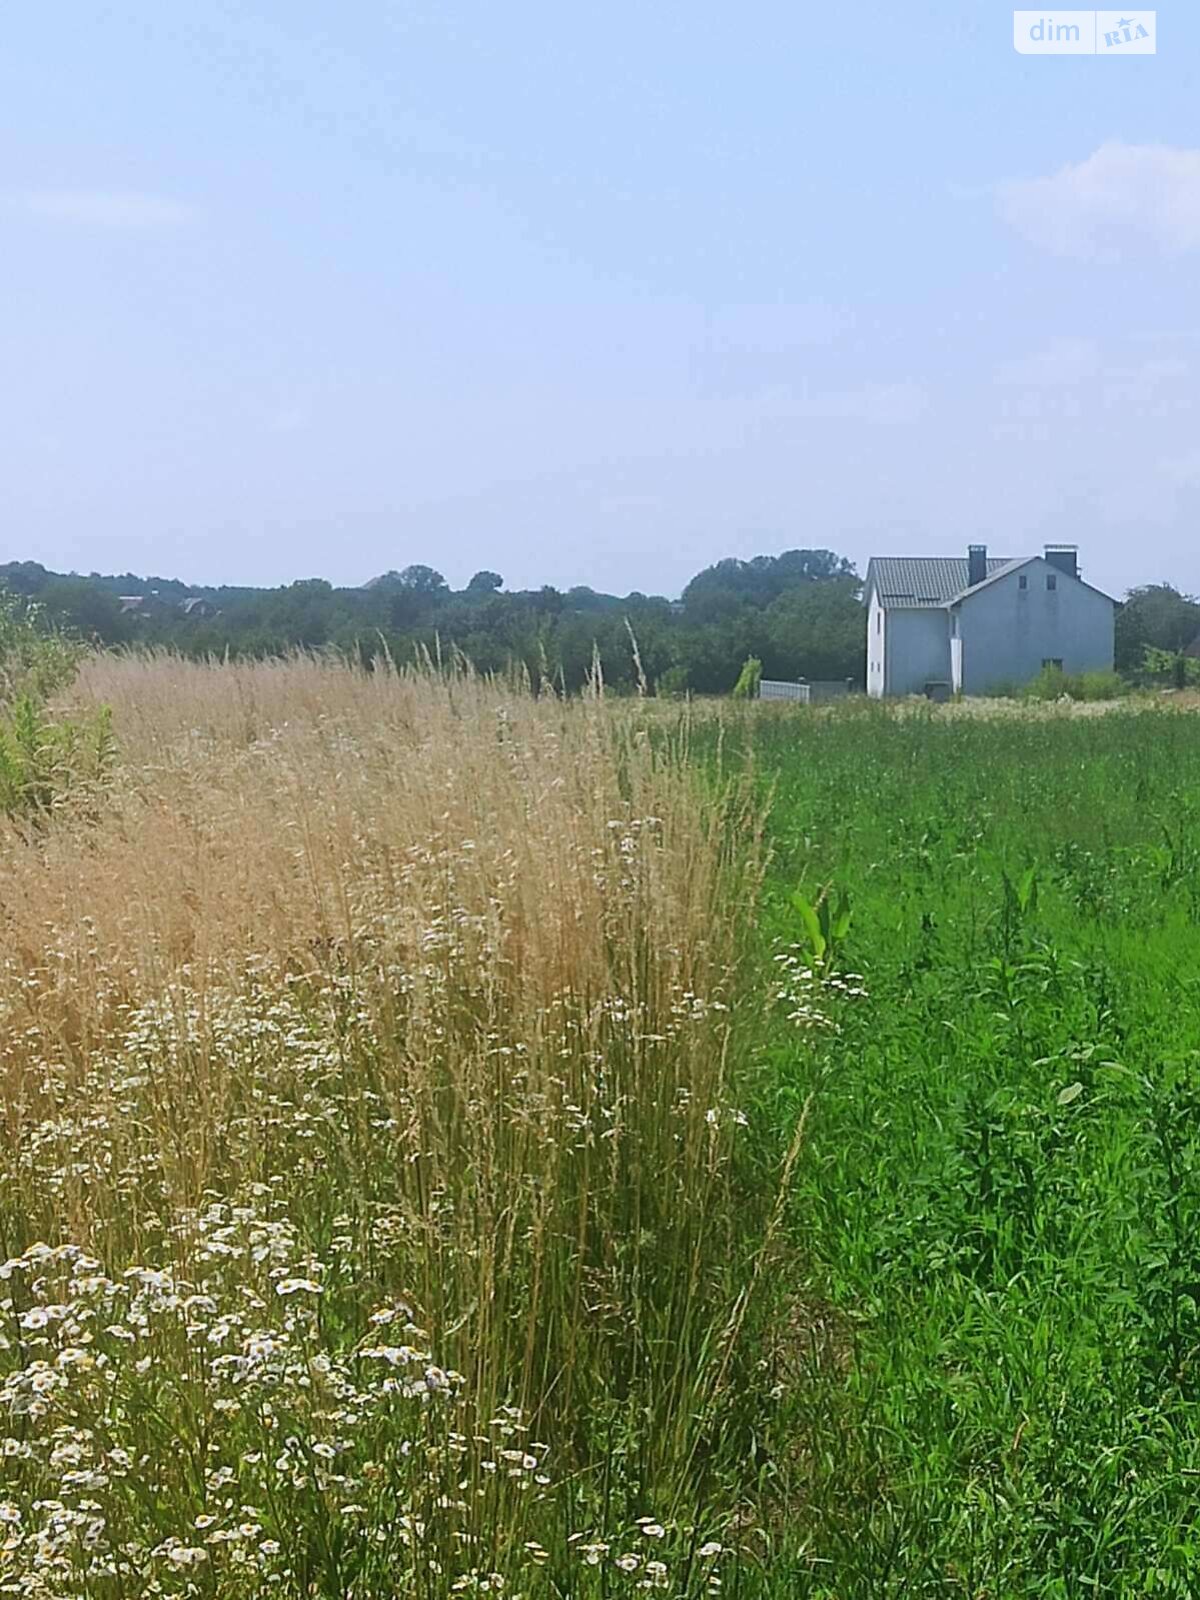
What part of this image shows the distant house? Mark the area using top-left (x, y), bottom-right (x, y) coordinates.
top-left (865, 544), bottom-right (1117, 697)
top-left (118, 592), bottom-right (217, 621)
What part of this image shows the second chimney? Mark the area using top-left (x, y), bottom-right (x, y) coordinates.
top-left (1044, 544), bottom-right (1078, 580)
top-left (967, 543), bottom-right (987, 587)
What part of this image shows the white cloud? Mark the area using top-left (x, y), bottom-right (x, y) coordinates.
top-left (14, 190), bottom-right (195, 227)
top-left (996, 142), bottom-right (1200, 259)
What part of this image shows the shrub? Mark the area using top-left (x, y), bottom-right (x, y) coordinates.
top-left (1022, 665), bottom-right (1128, 702)
top-left (0, 591), bottom-right (81, 704)
top-left (1142, 645), bottom-right (1200, 688)
top-left (0, 590), bottom-right (112, 819)
top-left (731, 655), bottom-right (763, 699)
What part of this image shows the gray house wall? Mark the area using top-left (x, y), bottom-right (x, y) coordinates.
top-left (954, 558), bottom-right (1115, 694)
top-left (884, 607), bottom-right (952, 696)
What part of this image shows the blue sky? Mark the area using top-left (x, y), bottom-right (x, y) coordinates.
top-left (2, 4), bottom-right (1197, 597)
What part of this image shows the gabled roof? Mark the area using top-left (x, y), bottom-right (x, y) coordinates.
top-left (866, 556), bottom-right (1015, 609)
top-left (952, 556), bottom-right (1117, 607)
top-left (868, 554), bottom-right (1118, 609)
top-left (952, 557), bottom-right (1037, 602)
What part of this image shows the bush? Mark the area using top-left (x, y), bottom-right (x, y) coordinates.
top-left (731, 656), bottom-right (763, 699)
top-left (0, 590), bottom-right (113, 820)
top-left (1022, 665), bottom-right (1128, 703)
top-left (656, 663), bottom-right (689, 698)
top-left (1142, 645), bottom-right (1200, 688)
top-left (0, 591), bottom-right (80, 703)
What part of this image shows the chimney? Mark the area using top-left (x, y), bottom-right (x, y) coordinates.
top-left (967, 543), bottom-right (987, 588)
top-left (1044, 544), bottom-right (1078, 580)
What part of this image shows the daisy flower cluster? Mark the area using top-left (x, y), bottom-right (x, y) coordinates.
top-left (772, 945), bottom-right (869, 1032)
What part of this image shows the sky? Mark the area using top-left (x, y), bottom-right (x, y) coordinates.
top-left (2, 4), bottom-right (1198, 599)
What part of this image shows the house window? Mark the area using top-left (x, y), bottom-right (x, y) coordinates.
top-left (876, 611), bottom-right (882, 634)
top-left (1042, 658), bottom-right (1063, 671)
top-left (1019, 575), bottom-right (1028, 590)
top-left (1047, 574), bottom-right (1057, 591)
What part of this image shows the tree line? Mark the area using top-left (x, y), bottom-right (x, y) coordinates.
top-left (0, 554), bottom-right (1196, 694)
top-left (0, 551), bottom-right (865, 695)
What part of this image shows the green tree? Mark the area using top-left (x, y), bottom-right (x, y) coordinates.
top-left (763, 579), bottom-right (865, 683)
top-left (39, 578), bottom-right (133, 645)
top-left (465, 570), bottom-right (504, 595)
top-left (1116, 584), bottom-right (1200, 671)
top-left (397, 564), bottom-right (449, 595)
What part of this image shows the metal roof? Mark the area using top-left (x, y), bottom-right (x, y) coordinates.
top-left (867, 554), bottom-right (1118, 609)
top-left (866, 556), bottom-right (1016, 608)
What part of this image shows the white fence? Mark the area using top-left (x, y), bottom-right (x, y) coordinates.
top-left (759, 679), bottom-right (853, 704)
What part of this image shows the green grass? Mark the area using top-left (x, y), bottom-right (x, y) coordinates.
top-left (744, 704), bottom-right (1200, 1595)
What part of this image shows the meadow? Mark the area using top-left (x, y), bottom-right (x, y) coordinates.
top-left (0, 655), bottom-right (783, 1599)
top-left (3, 657), bottom-right (1200, 1597)
top-left (748, 700), bottom-right (1200, 1596)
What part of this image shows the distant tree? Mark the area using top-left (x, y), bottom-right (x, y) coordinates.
top-left (38, 578), bottom-right (132, 644)
top-left (465, 570), bottom-right (504, 595)
top-left (763, 578), bottom-right (865, 684)
top-left (682, 548), bottom-right (859, 619)
top-left (1116, 584), bottom-right (1200, 671)
top-left (0, 562), bottom-right (51, 596)
top-left (397, 564), bottom-right (449, 595)
top-left (771, 549), bottom-right (857, 584)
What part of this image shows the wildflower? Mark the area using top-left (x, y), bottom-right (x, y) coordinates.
top-left (275, 1278), bottom-right (322, 1297)
top-left (164, 1545), bottom-right (208, 1567)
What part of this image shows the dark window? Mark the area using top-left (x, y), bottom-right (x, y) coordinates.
top-left (876, 611), bottom-right (882, 634)
top-left (1042, 657), bottom-right (1063, 670)
top-left (1019, 575), bottom-right (1028, 590)
top-left (1047, 574), bottom-right (1057, 591)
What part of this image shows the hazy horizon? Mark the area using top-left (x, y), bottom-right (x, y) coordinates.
top-left (4, 6), bottom-right (1198, 601)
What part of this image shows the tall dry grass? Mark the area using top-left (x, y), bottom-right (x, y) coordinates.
top-left (0, 653), bottom-right (778, 1597)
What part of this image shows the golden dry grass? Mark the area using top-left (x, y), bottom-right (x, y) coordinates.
top-left (0, 653), bottom-right (776, 1597)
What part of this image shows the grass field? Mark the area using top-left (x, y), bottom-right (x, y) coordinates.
top-left (749, 702), bottom-right (1200, 1596)
top-left (0, 657), bottom-right (785, 1599)
top-left (4, 665), bottom-right (1200, 1597)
